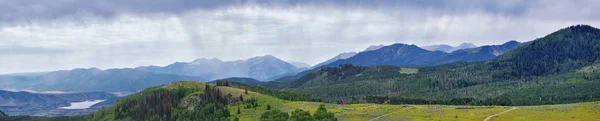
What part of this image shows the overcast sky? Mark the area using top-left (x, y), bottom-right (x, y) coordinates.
top-left (0, 0), bottom-right (599, 74)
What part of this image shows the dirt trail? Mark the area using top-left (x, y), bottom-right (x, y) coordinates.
top-left (483, 107), bottom-right (518, 121)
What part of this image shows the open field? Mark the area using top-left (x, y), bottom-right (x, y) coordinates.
top-left (398, 68), bottom-right (419, 74)
top-left (220, 85), bottom-right (600, 121)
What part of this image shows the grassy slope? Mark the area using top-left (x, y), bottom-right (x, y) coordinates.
top-left (494, 101), bottom-right (600, 121)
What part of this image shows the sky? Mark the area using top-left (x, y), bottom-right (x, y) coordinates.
top-left (0, 0), bottom-right (599, 74)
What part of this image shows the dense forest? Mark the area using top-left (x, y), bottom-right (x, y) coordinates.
top-left (265, 25), bottom-right (600, 106)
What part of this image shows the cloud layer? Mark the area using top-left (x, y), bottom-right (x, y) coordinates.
top-left (0, 0), bottom-right (599, 73)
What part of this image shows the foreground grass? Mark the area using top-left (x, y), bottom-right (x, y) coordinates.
top-left (224, 86), bottom-right (600, 121)
top-left (493, 101), bottom-right (600, 121)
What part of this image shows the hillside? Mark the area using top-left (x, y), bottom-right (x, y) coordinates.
top-left (136, 55), bottom-right (303, 80)
top-left (83, 81), bottom-right (320, 121)
top-left (266, 25), bottom-right (600, 105)
top-left (489, 25), bottom-right (600, 78)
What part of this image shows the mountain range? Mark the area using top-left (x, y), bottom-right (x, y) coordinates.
top-left (265, 25), bottom-right (600, 105)
top-left (0, 40), bottom-right (523, 96)
top-left (136, 55), bottom-right (303, 81)
top-left (0, 68), bottom-right (204, 92)
top-left (320, 41), bottom-right (522, 68)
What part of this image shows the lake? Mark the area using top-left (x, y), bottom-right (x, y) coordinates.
top-left (58, 100), bottom-right (106, 109)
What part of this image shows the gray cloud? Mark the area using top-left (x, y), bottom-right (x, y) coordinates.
top-left (0, 0), bottom-right (599, 73)
top-left (0, 0), bottom-right (552, 26)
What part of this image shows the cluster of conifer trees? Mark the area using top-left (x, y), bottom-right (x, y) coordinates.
top-left (260, 104), bottom-right (337, 121)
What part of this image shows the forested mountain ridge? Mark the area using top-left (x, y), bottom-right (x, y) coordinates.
top-left (272, 40), bottom-right (521, 82)
top-left (266, 25), bottom-right (600, 105)
top-left (323, 43), bottom-right (445, 67)
top-left (488, 25), bottom-right (600, 78)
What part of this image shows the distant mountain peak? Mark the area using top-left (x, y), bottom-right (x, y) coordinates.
top-left (288, 61), bottom-right (311, 68)
top-left (502, 40), bottom-right (521, 46)
top-left (311, 52), bottom-right (358, 69)
top-left (248, 55), bottom-right (279, 60)
top-left (363, 44), bottom-right (385, 52)
top-left (191, 58), bottom-right (223, 64)
top-left (457, 43), bottom-right (477, 48)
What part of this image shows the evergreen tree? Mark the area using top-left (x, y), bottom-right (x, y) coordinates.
top-left (289, 109), bottom-right (315, 121)
top-left (313, 104), bottom-right (337, 121)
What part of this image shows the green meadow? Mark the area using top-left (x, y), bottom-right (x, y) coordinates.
top-left (219, 83), bottom-right (600, 121)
